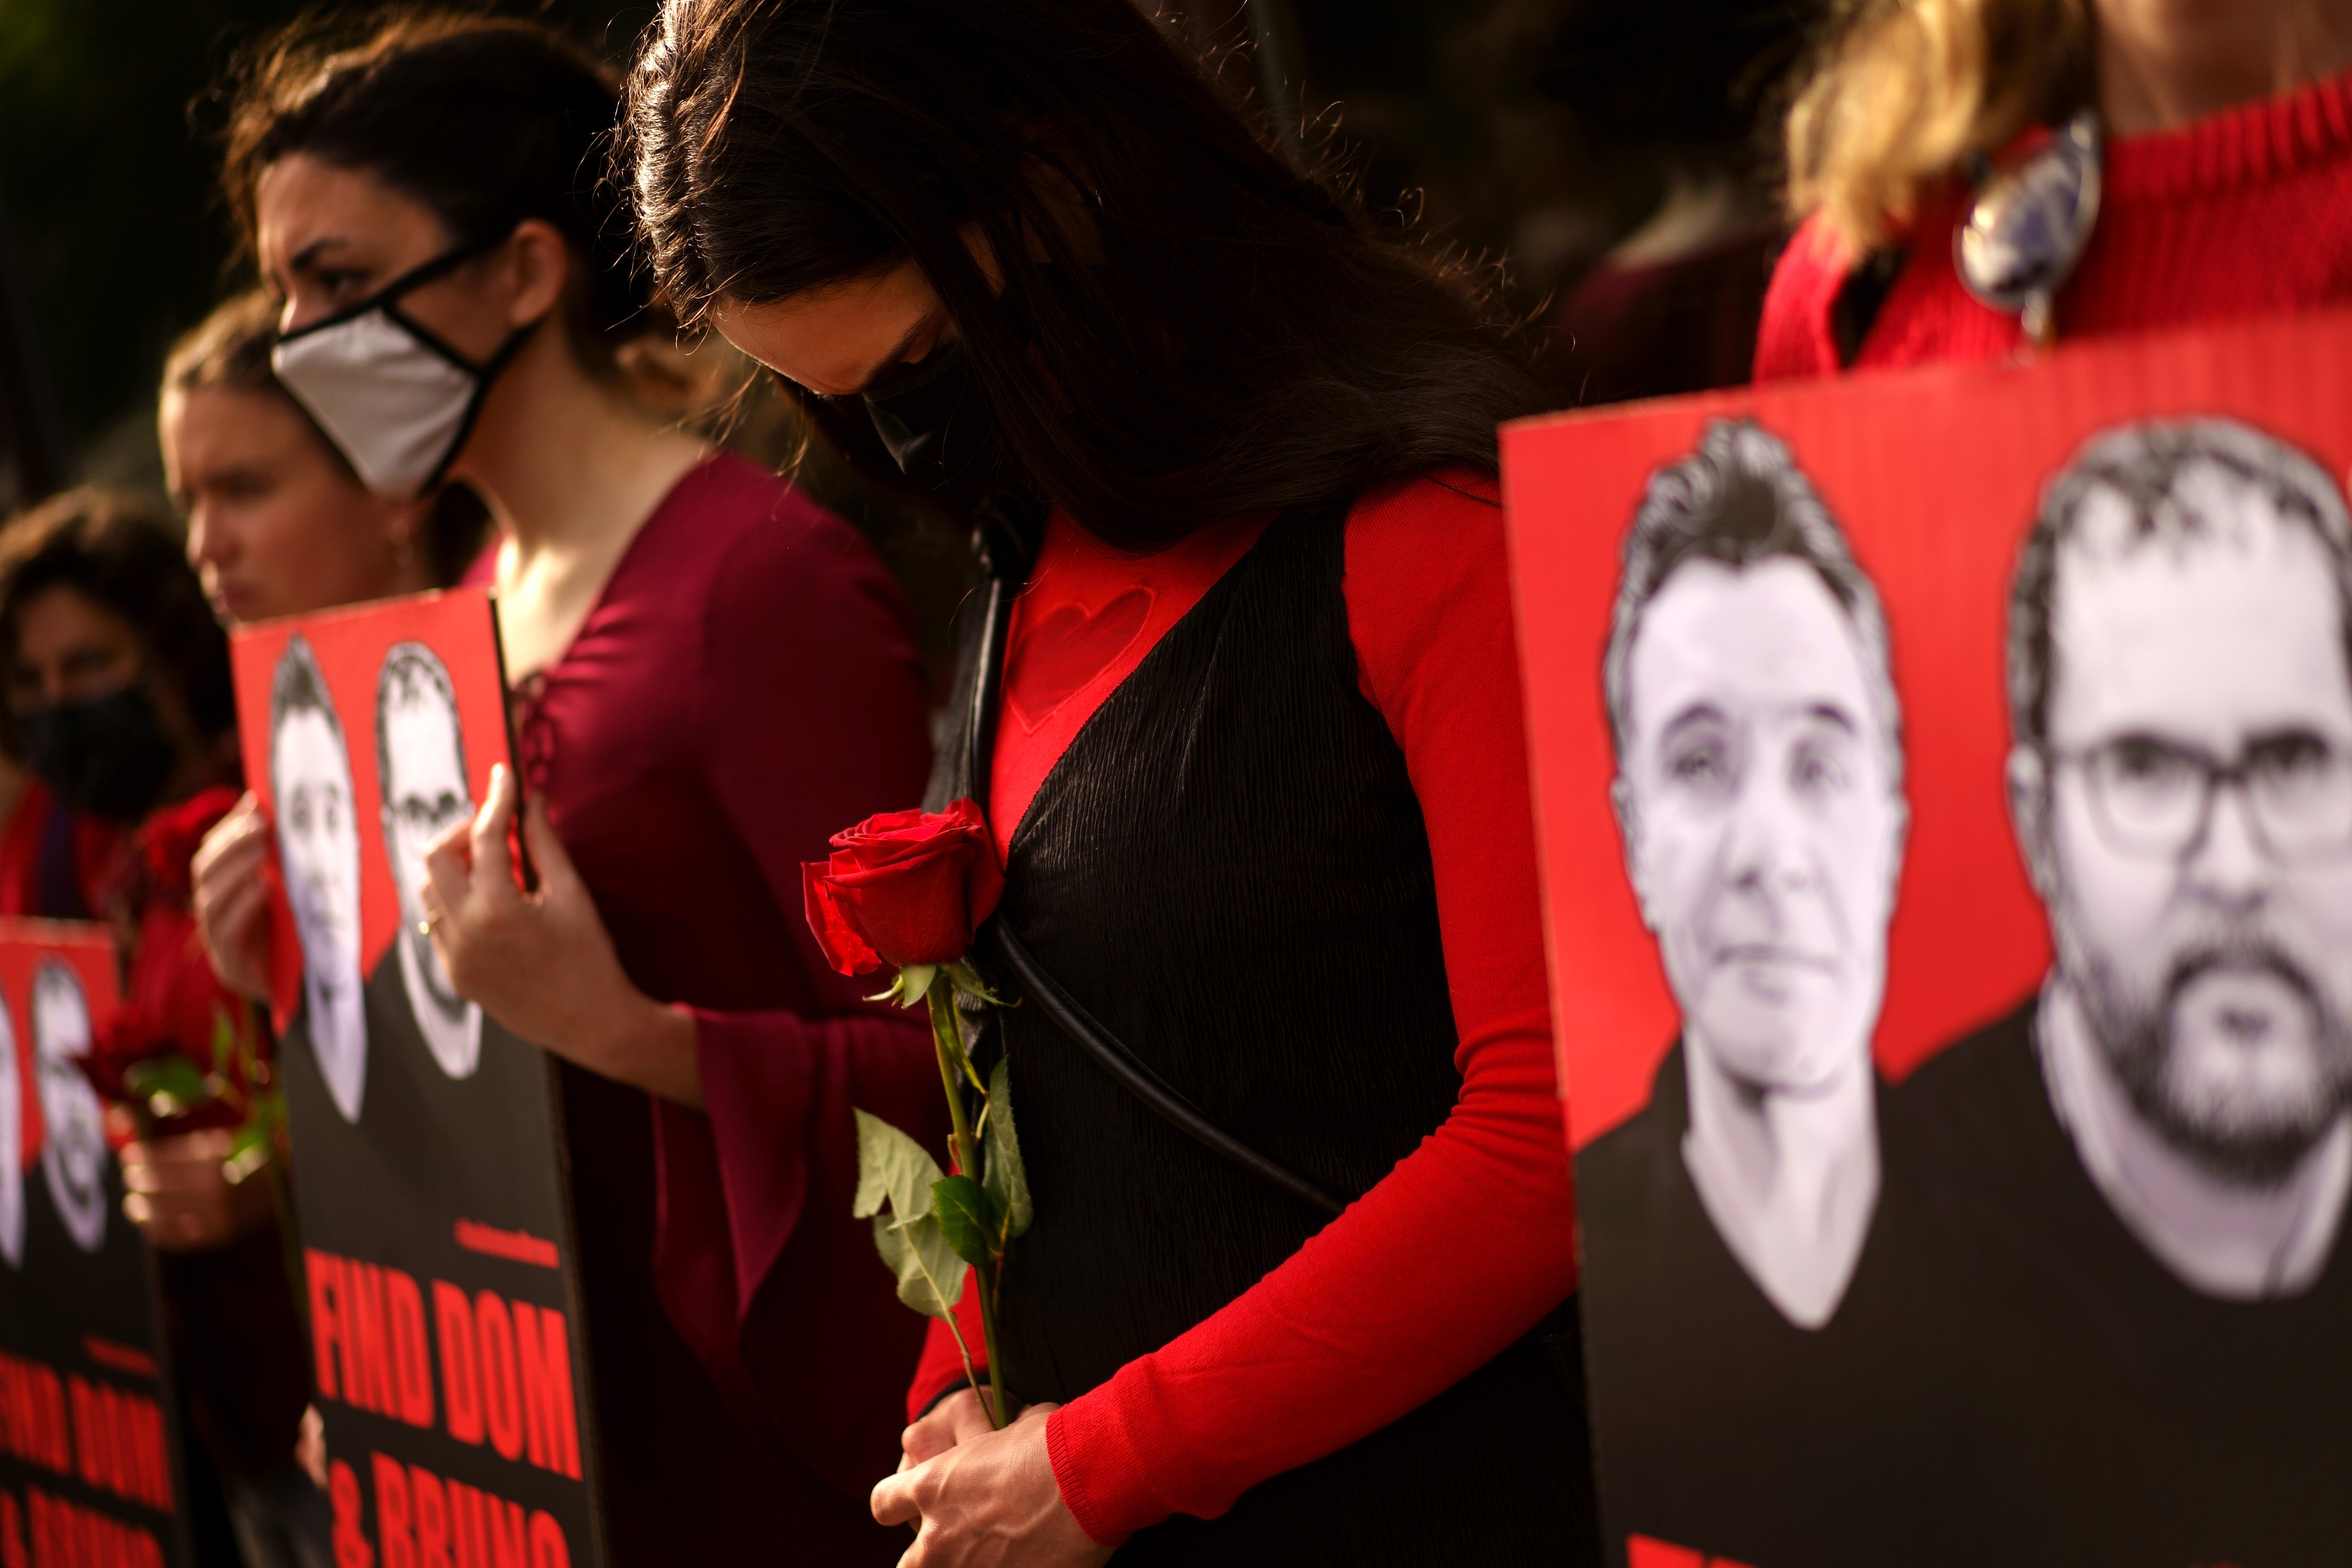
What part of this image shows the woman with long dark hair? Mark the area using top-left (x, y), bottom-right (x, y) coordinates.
top-left (626, 3), bottom-right (1595, 1563)
top-left (195, 15), bottom-right (944, 1562)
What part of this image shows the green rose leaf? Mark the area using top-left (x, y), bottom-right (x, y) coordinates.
top-left (982, 1058), bottom-right (1033, 1241)
top-left (853, 1109), bottom-right (945, 1221)
top-left (123, 1056), bottom-right (216, 1122)
top-left (223, 1122), bottom-right (271, 1187)
top-left (853, 1109), bottom-right (967, 1319)
top-left (931, 1173), bottom-right (996, 1267)
top-left (871, 1209), bottom-right (968, 1320)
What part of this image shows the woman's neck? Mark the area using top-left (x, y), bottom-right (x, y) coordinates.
top-left (2097, 0), bottom-right (2352, 134)
top-left (456, 328), bottom-right (706, 557)
top-left (452, 327), bottom-right (708, 679)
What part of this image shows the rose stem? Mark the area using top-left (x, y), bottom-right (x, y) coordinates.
top-left (927, 970), bottom-right (1011, 1430)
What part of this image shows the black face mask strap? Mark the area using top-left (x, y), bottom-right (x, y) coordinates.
top-left (414, 315), bottom-right (545, 492)
top-left (277, 227), bottom-right (516, 345)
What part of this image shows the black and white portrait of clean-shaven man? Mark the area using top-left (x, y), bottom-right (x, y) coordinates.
top-left (1576, 420), bottom-right (1937, 1566)
top-left (272, 633), bottom-right (368, 1123)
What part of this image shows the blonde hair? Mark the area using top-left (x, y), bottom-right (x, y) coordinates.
top-left (1786, 0), bottom-right (2094, 254)
top-left (163, 288), bottom-right (284, 401)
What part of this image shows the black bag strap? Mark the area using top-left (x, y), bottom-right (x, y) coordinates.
top-left (956, 500), bottom-right (1347, 1220)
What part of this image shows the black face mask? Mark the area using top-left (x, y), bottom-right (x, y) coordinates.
top-left (860, 340), bottom-right (1039, 526)
top-left (22, 684), bottom-right (177, 823)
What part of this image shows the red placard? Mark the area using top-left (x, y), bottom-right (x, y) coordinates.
top-left (1508, 307), bottom-right (2352, 1564)
top-left (0, 918), bottom-right (191, 1568)
top-left (229, 590), bottom-right (602, 1567)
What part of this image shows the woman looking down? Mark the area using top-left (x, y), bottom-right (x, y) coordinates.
top-left (626, 2), bottom-right (1597, 1564)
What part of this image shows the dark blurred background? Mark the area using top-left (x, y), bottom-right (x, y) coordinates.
top-left (0, 0), bottom-right (1824, 515)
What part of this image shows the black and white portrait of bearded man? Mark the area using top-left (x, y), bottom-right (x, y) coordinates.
top-left (2005, 417), bottom-right (2352, 1298)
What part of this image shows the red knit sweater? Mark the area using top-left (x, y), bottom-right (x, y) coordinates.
top-left (1756, 67), bottom-right (2352, 380)
top-left (907, 473), bottom-right (1579, 1544)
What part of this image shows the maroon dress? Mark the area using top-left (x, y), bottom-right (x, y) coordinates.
top-left (499, 452), bottom-right (943, 1564)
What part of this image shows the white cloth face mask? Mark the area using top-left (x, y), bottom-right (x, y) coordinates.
top-left (272, 237), bottom-right (538, 497)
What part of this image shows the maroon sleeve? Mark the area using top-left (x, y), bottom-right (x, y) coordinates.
top-left (1753, 214), bottom-right (1849, 383)
top-left (647, 490), bottom-right (951, 1498)
top-left (1040, 474), bottom-right (1579, 1542)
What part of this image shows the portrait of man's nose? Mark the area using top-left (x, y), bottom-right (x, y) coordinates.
top-left (1717, 742), bottom-right (1837, 943)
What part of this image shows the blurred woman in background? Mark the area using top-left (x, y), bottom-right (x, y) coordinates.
top-left (100, 283), bottom-right (495, 1568)
top-left (1758, 0), bottom-right (2352, 376)
top-left (0, 486), bottom-right (316, 1566)
top-left (200, 15), bottom-right (943, 1562)
top-left (165, 287), bottom-right (477, 627)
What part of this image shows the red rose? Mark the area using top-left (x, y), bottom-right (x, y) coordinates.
top-left (802, 800), bottom-right (1005, 975)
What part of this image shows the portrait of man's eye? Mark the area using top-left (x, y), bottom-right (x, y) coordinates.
top-left (2249, 730), bottom-right (2337, 785)
top-left (2102, 734), bottom-right (2198, 788)
top-left (1789, 731), bottom-right (1856, 799)
top-left (1661, 726), bottom-right (1735, 800)
top-left (400, 790), bottom-right (466, 829)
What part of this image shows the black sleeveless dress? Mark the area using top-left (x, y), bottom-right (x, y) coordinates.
top-left (938, 501), bottom-right (1597, 1565)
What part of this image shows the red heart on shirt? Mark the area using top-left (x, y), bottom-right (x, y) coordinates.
top-left (1005, 587), bottom-right (1154, 733)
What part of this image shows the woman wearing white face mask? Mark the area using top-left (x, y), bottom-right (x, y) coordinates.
top-left (193, 15), bottom-right (944, 1563)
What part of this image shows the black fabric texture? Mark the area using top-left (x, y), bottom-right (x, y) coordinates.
top-left (1893, 1001), bottom-right (2352, 1566)
top-left (1577, 1047), bottom-right (1958, 1568)
top-left (940, 503), bottom-right (1594, 1566)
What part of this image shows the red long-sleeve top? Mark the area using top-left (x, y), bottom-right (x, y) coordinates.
top-left (1756, 67), bottom-right (2352, 381)
top-left (908, 472), bottom-right (1579, 1542)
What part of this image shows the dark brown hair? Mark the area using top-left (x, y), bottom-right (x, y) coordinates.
top-left (161, 288), bottom-right (493, 588)
top-left (622, 0), bottom-right (1544, 549)
top-left (0, 489), bottom-right (235, 742)
top-left (219, 13), bottom-right (657, 367)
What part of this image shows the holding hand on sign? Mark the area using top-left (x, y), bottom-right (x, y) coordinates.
top-left (189, 795), bottom-right (276, 1005)
top-left (419, 763), bottom-right (699, 1106)
top-left (120, 1128), bottom-right (277, 1254)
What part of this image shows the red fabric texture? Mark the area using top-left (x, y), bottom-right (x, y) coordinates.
top-left (1755, 66), bottom-right (2352, 381)
top-left (0, 777), bottom-right (129, 920)
top-left (987, 511), bottom-right (1269, 855)
top-left (909, 474), bottom-right (1579, 1541)
top-left (111, 788), bottom-right (313, 1482)
top-left (509, 452), bottom-right (945, 1551)
top-left (89, 789), bottom-right (262, 1123)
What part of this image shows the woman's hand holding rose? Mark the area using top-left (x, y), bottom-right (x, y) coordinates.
top-left (872, 1400), bottom-right (1110, 1568)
